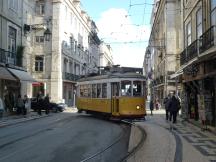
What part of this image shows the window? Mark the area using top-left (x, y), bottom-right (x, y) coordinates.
top-left (196, 8), bottom-right (202, 38)
top-left (97, 84), bottom-right (102, 98)
top-left (102, 83), bottom-right (107, 98)
top-left (92, 84), bottom-right (97, 98)
top-left (8, 26), bottom-right (16, 64)
top-left (36, 1), bottom-right (45, 15)
top-left (186, 21), bottom-right (191, 46)
top-left (9, 0), bottom-right (18, 11)
top-left (79, 85), bottom-right (90, 97)
top-left (35, 36), bottom-right (44, 43)
top-left (211, 0), bottom-right (216, 26)
top-left (8, 26), bottom-right (16, 53)
top-left (121, 81), bottom-right (132, 96)
top-left (35, 56), bottom-right (44, 72)
top-left (80, 85), bottom-right (84, 97)
top-left (133, 81), bottom-right (142, 96)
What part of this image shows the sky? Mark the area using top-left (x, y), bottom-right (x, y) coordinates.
top-left (81, 0), bottom-right (154, 68)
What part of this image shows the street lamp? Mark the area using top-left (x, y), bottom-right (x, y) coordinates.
top-left (23, 24), bottom-right (52, 41)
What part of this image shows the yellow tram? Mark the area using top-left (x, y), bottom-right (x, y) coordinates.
top-left (76, 71), bottom-right (146, 119)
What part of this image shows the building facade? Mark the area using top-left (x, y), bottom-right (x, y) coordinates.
top-left (178, 0), bottom-right (216, 127)
top-left (0, 0), bottom-right (35, 113)
top-left (144, 0), bottom-right (182, 104)
top-left (24, 0), bottom-right (100, 106)
top-left (99, 42), bottom-right (114, 67)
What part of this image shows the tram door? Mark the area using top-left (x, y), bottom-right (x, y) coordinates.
top-left (111, 82), bottom-right (120, 115)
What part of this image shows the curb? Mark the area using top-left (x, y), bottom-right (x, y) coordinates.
top-left (121, 122), bottom-right (147, 161)
top-left (0, 114), bottom-right (49, 128)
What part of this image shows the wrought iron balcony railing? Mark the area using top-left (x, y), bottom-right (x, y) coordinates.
top-left (62, 72), bottom-right (81, 81)
top-left (187, 39), bottom-right (199, 61)
top-left (0, 48), bottom-right (16, 65)
top-left (199, 25), bottom-right (216, 53)
top-left (180, 49), bottom-right (187, 65)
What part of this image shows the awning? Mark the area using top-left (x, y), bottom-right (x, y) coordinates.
top-left (0, 66), bottom-right (17, 81)
top-left (170, 70), bottom-right (183, 79)
top-left (7, 68), bottom-right (36, 82)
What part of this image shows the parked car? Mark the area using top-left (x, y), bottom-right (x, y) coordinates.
top-left (30, 98), bottom-right (65, 113)
top-left (49, 102), bottom-right (66, 112)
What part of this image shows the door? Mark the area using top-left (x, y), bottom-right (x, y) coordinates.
top-left (111, 82), bottom-right (120, 115)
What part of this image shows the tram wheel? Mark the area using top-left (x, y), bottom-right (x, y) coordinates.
top-left (77, 109), bottom-right (82, 113)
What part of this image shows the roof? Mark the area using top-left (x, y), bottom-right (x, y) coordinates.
top-left (77, 72), bottom-right (146, 82)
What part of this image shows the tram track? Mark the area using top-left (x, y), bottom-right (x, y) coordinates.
top-left (80, 118), bottom-right (146, 162)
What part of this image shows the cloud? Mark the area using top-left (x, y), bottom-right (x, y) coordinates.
top-left (96, 8), bottom-right (150, 67)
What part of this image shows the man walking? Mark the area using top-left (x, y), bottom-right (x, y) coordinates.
top-left (164, 94), bottom-right (171, 120)
top-left (169, 92), bottom-right (180, 123)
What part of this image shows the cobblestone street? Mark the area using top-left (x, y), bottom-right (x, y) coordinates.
top-left (128, 109), bottom-right (216, 162)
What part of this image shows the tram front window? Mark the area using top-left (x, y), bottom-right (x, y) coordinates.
top-left (121, 81), bottom-right (131, 96)
top-left (133, 81), bottom-right (142, 96)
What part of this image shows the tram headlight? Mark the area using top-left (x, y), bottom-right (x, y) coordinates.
top-left (136, 105), bottom-right (140, 110)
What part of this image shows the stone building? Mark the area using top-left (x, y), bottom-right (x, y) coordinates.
top-left (178, 0), bottom-right (216, 127)
top-left (0, 0), bottom-right (35, 113)
top-left (23, 0), bottom-right (100, 106)
top-left (144, 0), bottom-right (182, 104)
top-left (99, 42), bottom-right (114, 67)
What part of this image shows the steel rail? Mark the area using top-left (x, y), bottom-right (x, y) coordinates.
top-left (120, 120), bottom-right (147, 162)
top-left (80, 119), bottom-right (146, 162)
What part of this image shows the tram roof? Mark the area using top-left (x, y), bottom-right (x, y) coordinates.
top-left (77, 72), bottom-right (146, 82)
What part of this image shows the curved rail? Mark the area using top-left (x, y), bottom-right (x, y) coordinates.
top-left (80, 119), bottom-right (146, 162)
top-left (120, 120), bottom-right (147, 161)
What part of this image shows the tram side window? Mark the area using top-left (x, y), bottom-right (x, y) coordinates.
top-left (102, 83), bottom-right (107, 98)
top-left (88, 85), bottom-right (91, 97)
top-left (121, 81), bottom-right (131, 96)
top-left (97, 84), bottom-right (102, 98)
top-left (92, 84), bottom-right (97, 98)
top-left (80, 85), bottom-right (84, 97)
top-left (133, 81), bottom-right (142, 96)
top-left (83, 85), bottom-right (89, 97)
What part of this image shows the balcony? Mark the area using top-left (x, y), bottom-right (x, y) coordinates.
top-left (199, 25), bottom-right (216, 53)
top-left (180, 26), bottom-right (216, 66)
top-left (180, 49), bottom-right (187, 65)
top-left (62, 72), bottom-right (80, 82)
top-left (0, 48), bottom-right (16, 65)
top-left (187, 39), bottom-right (199, 60)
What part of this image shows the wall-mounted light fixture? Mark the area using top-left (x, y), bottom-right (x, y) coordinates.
top-left (24, 24), bottom-right (52, 41)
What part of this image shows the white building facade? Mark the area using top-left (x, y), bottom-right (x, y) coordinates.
top-left (24, 0), bottom-right (100, 106)
top-left (99, 43), bottom-right (114, 67)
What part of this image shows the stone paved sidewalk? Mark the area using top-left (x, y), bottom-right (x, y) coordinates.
top-left (127, 109), bottom-right (216, 162)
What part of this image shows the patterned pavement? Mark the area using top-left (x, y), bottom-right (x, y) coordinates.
top-left (174, 122), bottom-right (216, 162)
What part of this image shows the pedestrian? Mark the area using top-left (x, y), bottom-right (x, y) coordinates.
top-left (37, 91), bottom-right (43, 115)
top-left (164, 94), bottom-right (171, 120)
top-left (44, 94), bottom-right (50, 115)
top-left (168, 92), bottom-right (181, 123)
top-left (149, 99), bottom-right (154, 115)
top-left (0, 97), bottom-right (4, 119)
top-left (155, 99), bottom-right (161, 110)
top-left (16, 94), bottom-right (25, 115)
top-left (23, 95), bottom-right (30, 117)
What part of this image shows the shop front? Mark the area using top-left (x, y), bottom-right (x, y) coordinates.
top-left (0, 66), bottom-right (19, 113)
top-left (183, 60), bottom-right (216, 127)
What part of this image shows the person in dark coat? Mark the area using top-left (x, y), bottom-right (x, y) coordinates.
top-left (164, 94), bottom-right (171, 120)
top-left (168, 92), bottom-right (180, 123)
top-left (37, 91), bottom-right (43, 115)
top-left (44, 94), bottom-right (50, 114)
top-left (149, 99), bottom-right (154, 115)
